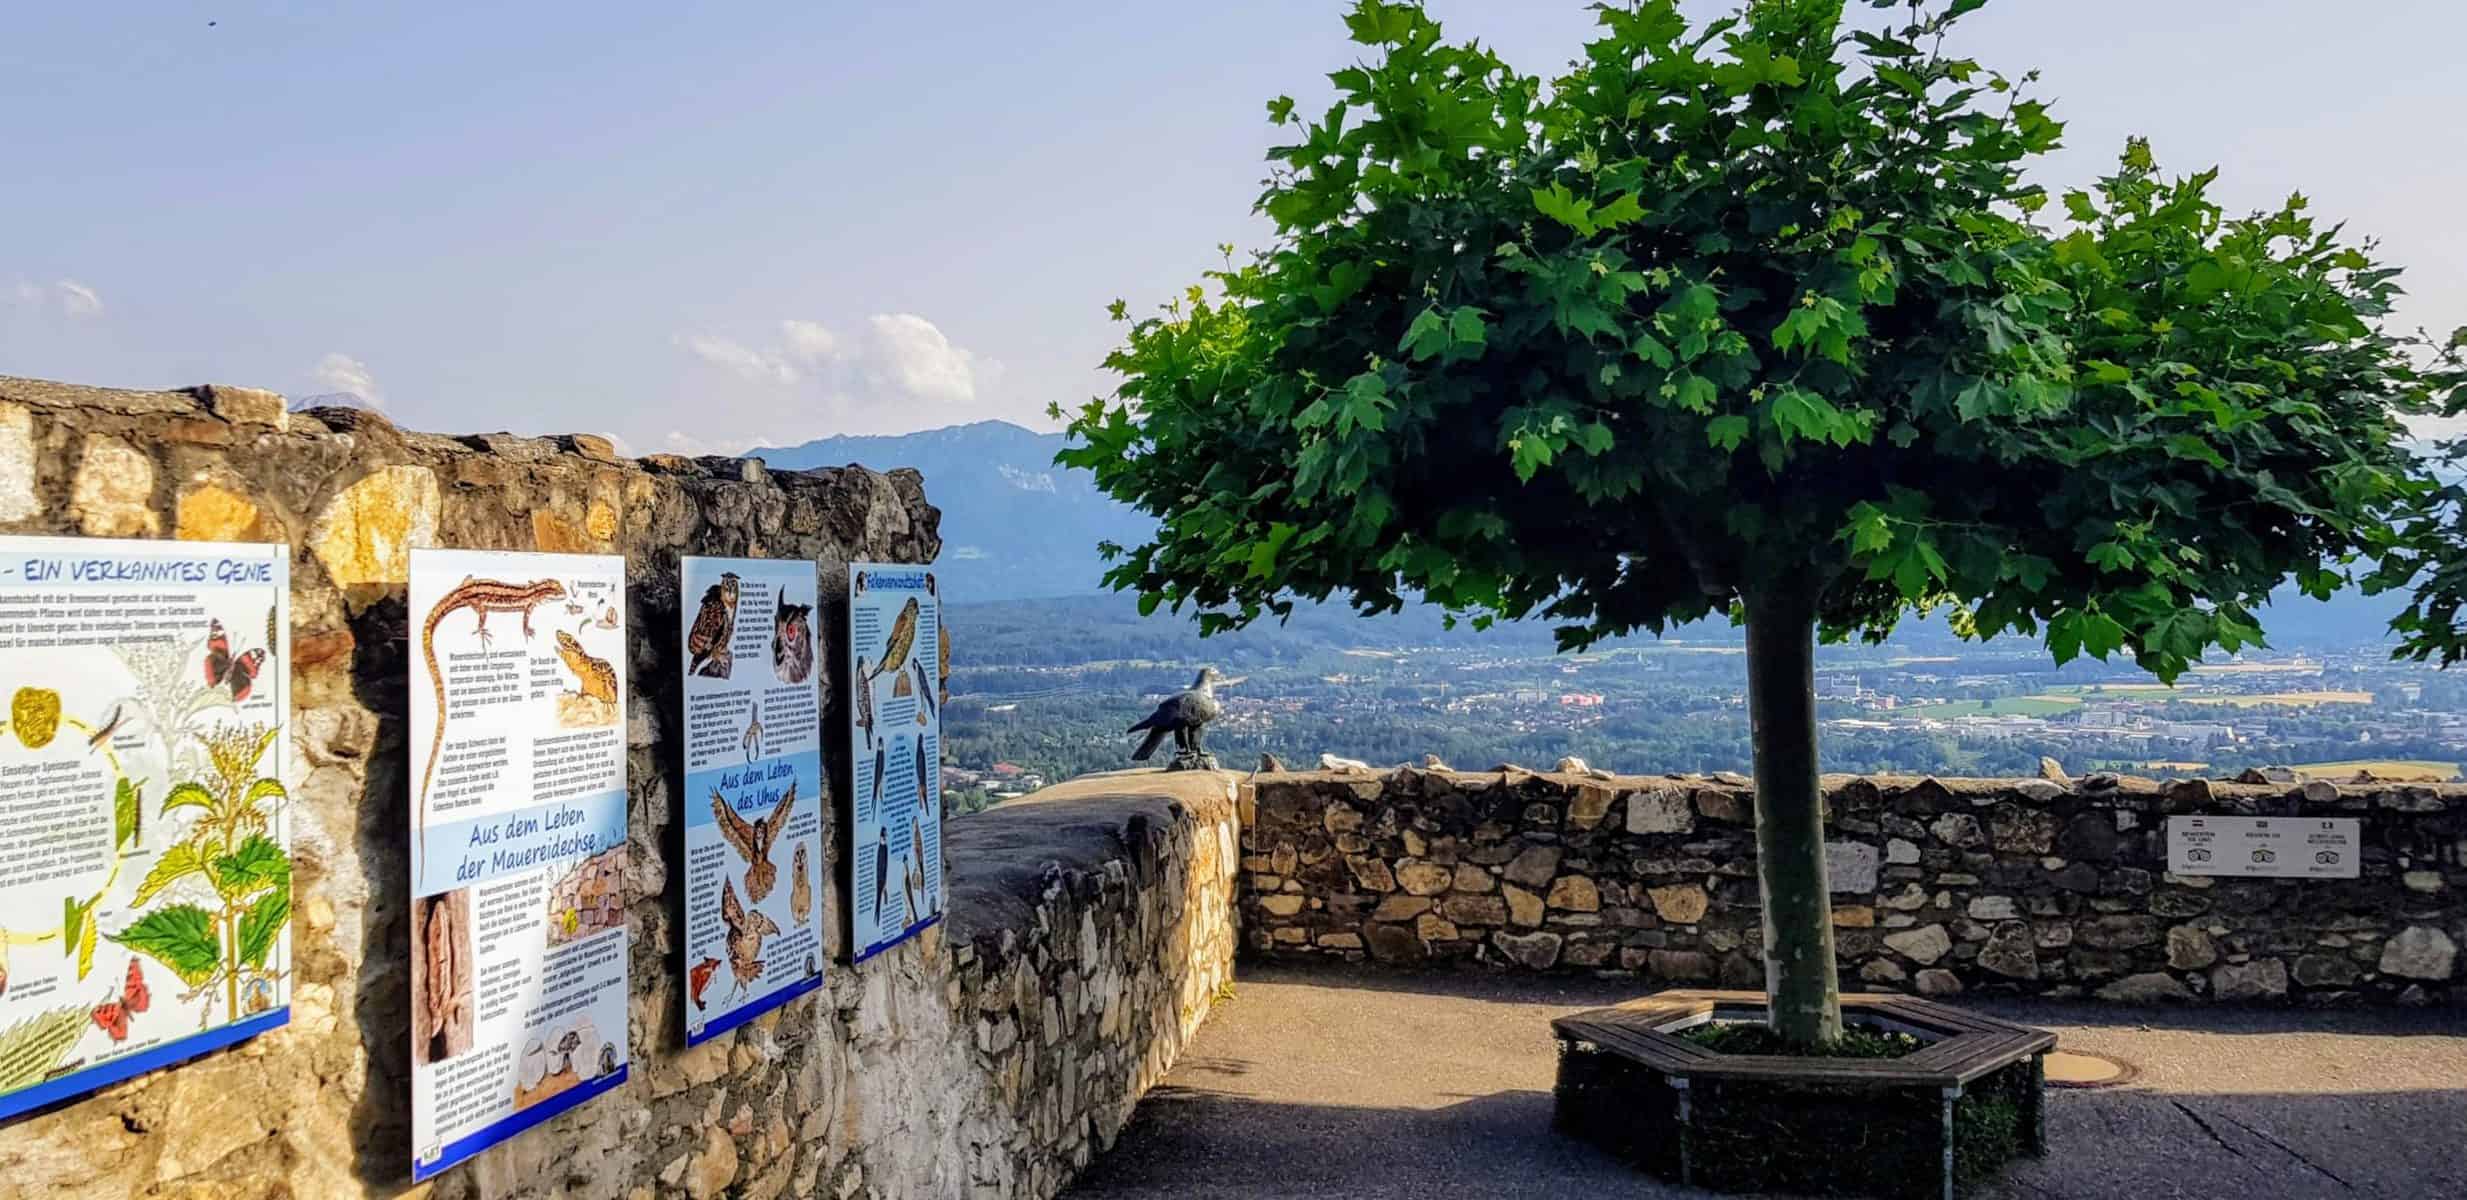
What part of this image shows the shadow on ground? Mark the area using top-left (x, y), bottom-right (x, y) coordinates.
top-left (1067, 965), bottom-right (2467, 1200)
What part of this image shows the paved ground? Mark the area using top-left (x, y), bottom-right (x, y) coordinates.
top-left (1066, 965), bottom-right (2467, 1200)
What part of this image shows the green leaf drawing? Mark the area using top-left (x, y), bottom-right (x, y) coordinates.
top-left (0, 1007), bottom-right (87, 1092)
top-left (243, 778), bottom-right (287, 812)
top-left (114, 777), bottom-right (139, 849)
top-left (77, 903), bottom-right (97, 980)
top-left (61, 895), bottom-right (87, 951)
top-left (134, 843), bottom-right (207, 906)
top-left (211, 834), bottom-right (290, 899)
top-left (109, 903), bottom-right (221, 987)
top-left (237, 890), bottom-right (289, 970)
top-left (160, 781), bottom-right (216, 817)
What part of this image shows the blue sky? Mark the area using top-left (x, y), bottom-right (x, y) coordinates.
top-left (2, 2), bottom-right (2459, 453)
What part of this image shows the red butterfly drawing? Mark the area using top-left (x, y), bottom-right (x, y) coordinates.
top-left (204, 617), bottom-right (271, 702)
top-left (90, 958), bottom-right (151, 1043)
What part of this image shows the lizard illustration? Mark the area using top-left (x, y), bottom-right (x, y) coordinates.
top-left (555, 631), bottom-right (620, 703)
top-left (418, 577), bottom-right (566, 874)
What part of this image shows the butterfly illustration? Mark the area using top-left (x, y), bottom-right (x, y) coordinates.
top-left (689, 956), bottom-right (721, 1011)
top-left (90, 959), bottom-right (151, 1042)
top-left (204, 615), bottom-right (272, 702)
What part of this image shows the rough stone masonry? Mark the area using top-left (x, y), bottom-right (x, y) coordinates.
top-left (1244, 766), bottom-right (2464, 1007)
top-left (0, 377), bottom-right (1238, 1200)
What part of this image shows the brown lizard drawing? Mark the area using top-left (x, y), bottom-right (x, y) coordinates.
top-left (418, 577), bottom-right (566, 873)
top-left (555, 631), bottom-right (620, 703)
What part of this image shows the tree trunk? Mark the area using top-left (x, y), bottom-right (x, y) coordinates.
top-left (1743, 592), bottom-right (1842, 1045)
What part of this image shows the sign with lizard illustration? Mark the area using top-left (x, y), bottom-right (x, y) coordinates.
top-left (846, 563), bottom-right (944, 962)
top-left (679, 557), bottom-right (823, 1043)
top-left (407, 549), bottom-right (628, 1181)
top-left (0, 536), bottom-right (291, 1123)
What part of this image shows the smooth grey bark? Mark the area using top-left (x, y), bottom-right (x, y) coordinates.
top-left (1743, 592), bottom-right (1844, 1044)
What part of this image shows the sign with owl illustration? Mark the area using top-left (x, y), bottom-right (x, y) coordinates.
top-left (680, 557), bottom-right (824, 1043)
top-left (846, 563), bottom-right (944, 962)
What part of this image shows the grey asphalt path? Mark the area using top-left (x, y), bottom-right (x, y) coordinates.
top-left (1065, 965), bottom-right (2467, 1200)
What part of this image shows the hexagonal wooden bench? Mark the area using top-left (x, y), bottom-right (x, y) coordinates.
top-left (1551, 989), bottom-right (2054, 1200)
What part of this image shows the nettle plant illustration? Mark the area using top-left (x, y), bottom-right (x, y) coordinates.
top-left (113, 718), bottom-right (290, 1027)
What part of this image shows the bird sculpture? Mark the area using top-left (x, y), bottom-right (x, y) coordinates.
top-left (711, 781), bottom-right (795, 902)
top-left (688, 572), bottom-right (741, 678)
top-left (1127, 666), bottom-right (1223, 767)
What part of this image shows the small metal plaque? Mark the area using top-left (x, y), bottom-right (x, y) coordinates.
top-left (2167, 815), bottom-right (2359, 878)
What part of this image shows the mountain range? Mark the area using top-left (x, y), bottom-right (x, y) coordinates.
top-left (747, 420), bottom-right (2407, 648)
top-left (749, 420), bottom-right (1150, 601)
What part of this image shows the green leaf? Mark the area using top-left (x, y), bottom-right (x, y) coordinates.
top-left (211, 834), bottom-right (291, 899)
top-left (108, 903), bottom-right (222, 988)
top-left (2087, 542), bottom-right (2136, 572)
top-left (135, 842), bottom-right (207, 906)
top-left (244, 778), bottom-right (287, 811)
top-left (160, 781), bottom-right (215, 817)
top-left (1592, 191), bottom-right (1647, 230)
top-left (237, 890), bottom-right (290, 970)
top-left (114, 777), bottom-right (139, 849)
top-left (1706, 414), bottom-right (1751, 451)
top-left (1531, 182), bottom-right (1595, 235)
top-left (1447, 307), bottom-right (1487, 349)
top-left (1266, 95), bottom-right (1296, 125)
top-left (1400, 308), bottom-right (1448, 361)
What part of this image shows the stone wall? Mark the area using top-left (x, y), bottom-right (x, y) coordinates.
top-left (0, 377), bottom-right (1238, 1200)
top-left (1243, 767), bottom-right (2464, 1006)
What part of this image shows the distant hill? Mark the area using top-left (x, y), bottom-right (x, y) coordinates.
top-left (749, 420), bottom-right (2409, 648)
top-left (749, 420), bottom-right (1149, 601)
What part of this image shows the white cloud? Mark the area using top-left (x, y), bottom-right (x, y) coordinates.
top-left (779, 319), bottom-right (841, 364)
top-left (7, 277), bottom-right (103, 319)
top-left (862, 312), bottom-right (981, 403)
top-left (678, 333), bottom-right (801, 385)
top-left (666, 311), bottom-right (1008, 444)
top-left (310, 352), bottom-right (386, 407)
top-left (52, 280), bottom-right (101, 318)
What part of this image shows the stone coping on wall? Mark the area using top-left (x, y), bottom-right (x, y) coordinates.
top-left (946, 768), bottom-right (1243, 963)
top-left (1241, 766), bottom-right (2464, 1007)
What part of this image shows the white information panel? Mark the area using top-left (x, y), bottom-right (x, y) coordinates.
top-left (0, 537), bottom-right (291, 1122)
top-left (679, 556), bottom-right (825, 1043)
top-left (2167, 815), bottom-right (2359, 879)
top-left (845, 563), bottom-right (944, 962)
top-left (407, 549), bottom-right (629, 1181)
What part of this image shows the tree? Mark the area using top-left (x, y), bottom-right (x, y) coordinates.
top-left (1058, 0), bottom-right (2437, 1043)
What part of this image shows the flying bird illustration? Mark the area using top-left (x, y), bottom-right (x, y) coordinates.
top-left (869, 597), bottom-right (919, 683)
top-left (711, 781), bottom-right (796, 902)
top-left (687, 572), bottom-right (741, 678)
top-left (791, 843), bottom-right (812, 926)
top-left (854, 657), bottom-right (876, 748)
top-left (913, 732), bottom-right (930, 809)
top-left (870, 740), bottom-right (886, 808)
top-left (1128, 667), bottom-right (1224, 761)
top-left (912, 659), bottom-right (935, 723)
top-left (719, 876), bottom-right (779, 1003)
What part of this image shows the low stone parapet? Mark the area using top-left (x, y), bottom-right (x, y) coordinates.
top-left (1242, 767), bottom-right (2464, 1006)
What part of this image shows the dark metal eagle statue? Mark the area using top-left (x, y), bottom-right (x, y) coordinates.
top-left (1128, 666), bottom-right (1223, 770)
